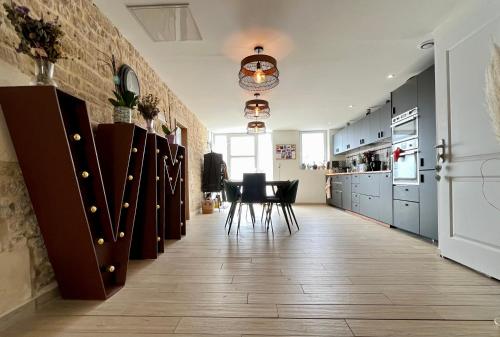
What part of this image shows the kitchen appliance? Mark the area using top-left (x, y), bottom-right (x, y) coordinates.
top-left (392, 138), bottom-right (419, 185)
top-left (369, 160), bottom-right (382, 171)
top-left (391, 108), bottom-right (418, 143)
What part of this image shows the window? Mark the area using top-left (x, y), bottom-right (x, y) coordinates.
top-left (212, 133), bottom-right (273, 180)
top-left (300, 131), bottom-right (326, 166)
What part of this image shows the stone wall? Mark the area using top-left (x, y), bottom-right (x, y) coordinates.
top-left (0, 0), bottom-right (207, 317)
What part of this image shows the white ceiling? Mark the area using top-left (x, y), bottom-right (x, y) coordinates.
top-left (94, 0), bottom-right (464, 132)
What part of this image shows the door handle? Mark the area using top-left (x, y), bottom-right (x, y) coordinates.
top-left (435, 139), bottom-right (446, 163)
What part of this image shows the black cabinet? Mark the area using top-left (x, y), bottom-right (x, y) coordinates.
top-left (419, 170), bottom-right (438, 240)
top-left (417, 66), bottom-right (436, 171)
top-left (391, 76), bottom-right (418, 117)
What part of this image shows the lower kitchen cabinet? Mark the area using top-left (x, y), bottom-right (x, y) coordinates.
top-left (360, 173), bottom-right (380, 196)
top-left (379, 173), bottom-right (393, 225)
top-left (332, 189), bottom-right (342, 208)
top-left (419, 170), bottom-right (438, 240)
top-left (360, 195), bottom-right (380, 220)
top-left (341, 175), bottom-right (352, 210)
top-left (393, 200), bottom-right (420, 235)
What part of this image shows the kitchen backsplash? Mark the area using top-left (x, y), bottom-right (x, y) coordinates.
top-left (345, 142), bottom-right (392, 171)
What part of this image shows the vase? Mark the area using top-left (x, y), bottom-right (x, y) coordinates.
top-left (145, 118), bottom-right (156, 134)
top-left (113, 106), bottom-right (132, 123)
top-left (30, 58), bottom-right (57, 86)
top-left (166, 134), bottom-right (175, 144)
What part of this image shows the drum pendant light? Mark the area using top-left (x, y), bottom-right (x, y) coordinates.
top-left (239, 46), bottom-right (279, 92)
top-left (244, 93), bottom-right (270, 119)
top-left (247, 121), bottom-right (266, 134)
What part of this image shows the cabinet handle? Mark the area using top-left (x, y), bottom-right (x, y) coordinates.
top-left (393, 107), bottom-right (396, 115)
top-left (405, 188), bottom-right (409, 191)
top-left (405, 203), bottom-right (409, 206)
top-left (421, 174), bottom-right (424, 183)
top-left (420, 158), bottom-right (424, 167)
top-left (380, 131), bottom-right (384, 138)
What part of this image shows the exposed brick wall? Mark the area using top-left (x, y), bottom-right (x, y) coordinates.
top-left (0, 0), bottom-right (207, 316)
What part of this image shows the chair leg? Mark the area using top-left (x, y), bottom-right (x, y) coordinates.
top-left (288, 204), bottom-right (299, 230)
top-left (249, 204), bottom-right (255, 228)
top-left (261, 203), bottom-right (266, 223)
top-left (281, 203), bottom-right (292, 235)
top-left (237, 203), bottom-right (243, 236)
top-left (225, 202), bottom-right (235, 228)
top-left (227, 203), bottom-right (235, 235)
top-left (265, 203), bottom-right (272, 231)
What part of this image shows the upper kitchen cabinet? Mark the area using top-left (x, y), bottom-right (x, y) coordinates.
top-left (355, 116), bottom-right (369, 147)
top-left (378, 102), bottom-right (392, 140)
top-left (343, 124), bottom-right (354, 152)
top-left (417, 66), bottom-right (436, 171)
top-left (391, 76), bottom-right (418, 117)
top-left (367, 111), bottom-right (379, 145)
top-left (368, 102), bottom-right (392, 143)
top-left (333, 129), bottom-right (343, 155)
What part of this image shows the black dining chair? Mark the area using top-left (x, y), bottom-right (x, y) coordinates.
top-left (263, 180), bottom-right (292, 235)
top-left (283, 180), bottom-right (300, 230)
top-left (223, 180), bottom-right (241, 235)
top-left (237, 173), bottom-right (267, 235)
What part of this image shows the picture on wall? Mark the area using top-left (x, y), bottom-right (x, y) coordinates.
top-left (275, 144), bottom-right (296, 160)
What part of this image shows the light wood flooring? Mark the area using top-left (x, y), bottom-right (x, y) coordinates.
top-left (2, 204), bottom-right (500, 336)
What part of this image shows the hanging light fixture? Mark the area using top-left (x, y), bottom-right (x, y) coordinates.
top-left (244, 93), bottom-right (270, 119)
top-left (239, 46), bottom-right (279, 92)
top-left (247, 120), bottom-right (266, 134)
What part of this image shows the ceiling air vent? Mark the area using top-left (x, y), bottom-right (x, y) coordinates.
top-left (128, 3), bottom-right (202, 42)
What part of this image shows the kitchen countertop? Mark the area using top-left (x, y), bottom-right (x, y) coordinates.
top-left (325, 170), bottom-right (391, 176)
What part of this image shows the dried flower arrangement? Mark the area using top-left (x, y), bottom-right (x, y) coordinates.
top-left (486, 43), bottom-right (500, 143)
top-left (3, 1), bottom-right (64, 63)
top-left (137, 94), bottom-right (160, 120)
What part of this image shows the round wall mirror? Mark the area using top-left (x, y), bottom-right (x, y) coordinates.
top-left (118, 64), bottom-right (140, 97)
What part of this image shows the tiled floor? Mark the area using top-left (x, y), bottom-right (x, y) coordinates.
top-left (2, 204), bottom-right (500, 336)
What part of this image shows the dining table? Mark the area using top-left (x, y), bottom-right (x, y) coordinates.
top-left (227, 180), bottom-right (291, 232)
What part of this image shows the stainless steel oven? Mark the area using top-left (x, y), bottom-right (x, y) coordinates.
top-left (391, 108), bottom-right (418, 143)
top-left (392, 138), bottom-right (419, 185)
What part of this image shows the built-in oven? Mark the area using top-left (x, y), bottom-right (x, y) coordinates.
top-left (391, 108), bottom-right (418, 143)
top-left (392, 138), bottom-right (419, 185)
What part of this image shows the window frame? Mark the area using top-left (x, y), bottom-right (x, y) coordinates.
top-left (299, 130), bottom-right (327, 166)
top-left (212, 132), bottom-right (272, 179)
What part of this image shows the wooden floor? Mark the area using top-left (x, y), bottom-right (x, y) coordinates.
top-left (3, 204), bottom-right (500, 336)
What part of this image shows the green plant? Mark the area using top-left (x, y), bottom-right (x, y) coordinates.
top-left (161, 124), bottom-right (178, 136)
top-left (108, 90), bottom-right (139, 109)
top-left (3, 2), bottom-right (64, 63)
top-left (137, 94), bottom-right (160, 120)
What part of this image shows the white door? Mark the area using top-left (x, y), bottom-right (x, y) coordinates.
top-left (434, 3), bottom-right (500, 279)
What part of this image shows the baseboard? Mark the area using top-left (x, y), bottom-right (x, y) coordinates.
top-left (0, 283), bottom-right (59, 331)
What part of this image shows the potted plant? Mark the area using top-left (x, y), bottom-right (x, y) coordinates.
top-left (137, 94), bottom-right (160, 133)
top-left (108, 90), bottom-right (139, 123)
top-left (3, 2), bottom-right (65, 86)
